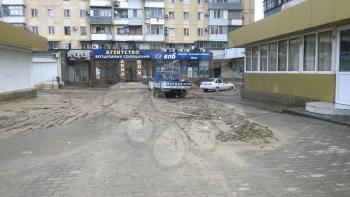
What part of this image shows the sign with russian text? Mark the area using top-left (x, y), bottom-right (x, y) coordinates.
top-left (92, 49), bottom-right (212, 61)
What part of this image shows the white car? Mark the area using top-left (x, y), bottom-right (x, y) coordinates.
top-left (200, 78), bottom-right (234, 92)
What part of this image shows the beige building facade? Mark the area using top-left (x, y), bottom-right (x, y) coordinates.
top-left (0, 0), bottom-right (254, 51)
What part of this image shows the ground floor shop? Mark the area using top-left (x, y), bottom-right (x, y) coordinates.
top-left (90, 49), bottom-right (212, 85)
top-left (229, 0), bottom-right (350, 106)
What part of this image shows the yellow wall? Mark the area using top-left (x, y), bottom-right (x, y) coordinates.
top-left (229, 0), bottom-right (350, 47)
top-left (0, 22), bottom-right (47, 51)
top-left (244, 73), bottom-right (336, 102)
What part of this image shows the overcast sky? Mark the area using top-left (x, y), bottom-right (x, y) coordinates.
top-left (255, 0), bottom-right (264, 21)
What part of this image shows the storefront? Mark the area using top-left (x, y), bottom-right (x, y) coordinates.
top-left (229, 0), bottom-right (350, 106)
top-left (91, 49), bottom-right (212, 85)
top-left (67, 50), bottom-right (91, 84)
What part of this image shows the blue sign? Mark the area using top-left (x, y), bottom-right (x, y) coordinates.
top-left (92, 49), bottom-right (212, 61)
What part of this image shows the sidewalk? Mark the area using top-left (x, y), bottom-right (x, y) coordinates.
top-left (220, 95), bottom-right (350, 127)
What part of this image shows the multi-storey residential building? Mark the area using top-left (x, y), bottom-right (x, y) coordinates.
top-left (0, 0), bottom-right (254, 84)
top-left (0, 0), bottom-right (26, 28)
top-left (263, 0), bottom-right (305, 17)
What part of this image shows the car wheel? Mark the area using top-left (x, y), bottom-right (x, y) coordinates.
top-left (215, 87), bottom-right (219, 92)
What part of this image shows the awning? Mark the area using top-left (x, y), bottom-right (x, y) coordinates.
top-left (229, 0), bottom-right (350, 47)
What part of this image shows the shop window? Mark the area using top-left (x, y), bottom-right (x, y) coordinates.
top-left (318, 31), bottom-right (332, 71)
top-left (268, 43), bottom-right (277, 71)
top-left (288, 38), bottom-right (300, 71)
top-left (260, 45), bottom-right (268, 71)
top-left (303, 34), bottom-right (316, 71)
top-left (245, 48), bottom-right (252, 71)
top-left (252, 46), bottom-right (259, 71)
top-left (278, 40), bottom-right (287, 71)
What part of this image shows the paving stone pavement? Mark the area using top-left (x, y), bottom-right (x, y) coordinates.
top-left (0, 86), bottom-right (349, 197)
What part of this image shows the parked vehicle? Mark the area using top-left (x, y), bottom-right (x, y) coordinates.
top-left (200, 78), bottom-right (234, 92)
top-left (151, 61), bottom-right (192, 98)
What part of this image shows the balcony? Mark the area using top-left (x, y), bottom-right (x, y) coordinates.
top-left (144, 0), bottom-right (164, 8)
top-left (209, 34), bottom-right (227, 42)
top-left (209, 18), bottom-right (228, 26)
top-left (90, 0), bottom-right (112, 7)
top-left (144, 34), bottom-right (165, 42)
top-left (2, 16), bottom-right (26, 24)
top-left (91, 34), bottom-right (113, 41)
top-left (229, 19), bottom-right (243, 26)
top-left (115, 34), bottom-right (143, 41)
top-left (145, 18), bottom-right (164, 25)
top-left (128, 0), bottom-right (143, 9)
top-left (128, 18), bottom-right (143, 26)
top-left (209, 1), bottom-right (242, 10)
top-left (90, 17), bottom-right (112, 24)
top-left (1, 0), bottom-right (24, 5)
top-left (114, 18), bottom-right (128, 25)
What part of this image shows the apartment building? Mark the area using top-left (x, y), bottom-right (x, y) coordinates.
top-left (263, 0), bottom-right (305, 17)
top-left (0, 0), bottom-right (253, 51)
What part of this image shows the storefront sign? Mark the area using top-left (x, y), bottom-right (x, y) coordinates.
top-left (92, 49), bottom-right (212, 61)
top-left (68, 50), bottom-right (90, 61)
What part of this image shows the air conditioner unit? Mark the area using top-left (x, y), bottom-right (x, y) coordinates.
top-left (178, 49), bottom-right (184, 52)
top-left (200, 48), bottom-right (206, 52)
top-left (86, 11), bottom-right (90, 16)
top-left (73, 27), bottom-right (78, 31)
top-left (161, 48), bottom-right (167, 52)
top-left (205, 13), bottom-right (210, 17)
top-left (169, 48), bottom-right (176, 52)
top-left (92, 44), bottom-right (99, 49)
top-left (113, 1), bottom-right (120, 7)
top-left (184, 49), bottom-right (190, 52)
top-left (204, 28), bottom-right (209, 32)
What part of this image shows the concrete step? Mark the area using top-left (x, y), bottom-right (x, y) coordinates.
top-left (306, 102), bottom-right (350, 116)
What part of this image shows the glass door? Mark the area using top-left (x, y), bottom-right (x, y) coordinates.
top-left (336, 27), bottom-right (350, 105)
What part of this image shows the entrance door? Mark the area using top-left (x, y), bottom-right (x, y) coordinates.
top-left (336, 27), bottom-right (350, 105)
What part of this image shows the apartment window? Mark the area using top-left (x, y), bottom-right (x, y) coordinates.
top-left (184, 28), bottom-right (189, 36)
top-left (260, 45), bottom-right (268, 71)
top-left (303, 34), bottom-right (316, 71)
top-left (212, 10), bottom-right (223, 19)
top-left (145, 8), bottom-right (164, 18)
top-left (318, 31), bottom-right (332, 71)
top-left (169, 0), bottom-right (175, 3)
top-left (81, 43), bottom-right (89, 49)
top-left (48, 41), bottom-right (59, 49)
top-left (48, 9), bottom-right (54, 18)
top-left (132, 9), bottom-right (138, 18)
top-left (146, 25), bottom-right (163, 35)
top-left (246, 47), bottom-right (252, 71)
top-left (183, 0), bottom-right (190, 4)
top-left (210, 26), bottom-right (225, 34)
top-left (80, 10), bottom-right (87, 18)
top-left (64, 9), bottom-right (70, 18)
top-left (268, 43), bottom-right (277, 71)
top-left (31, 9), bottom-right (38, 18)
top-left (92, 8), bottom-right (112, 17)
top-left (197, 28), bottom-right (204, 37)
top-left (3, 6), bottom-right (24, 16)
top-left (198, 0), bottom-right (204, 3)
top-left (183, 12), bottom-right (189, 20)
top-left (198, 12), bottom-right (204, 20)
top-left (30, 26), bottom-right (39, 34)
top-left (80, 26), bottom-right (87, 35)
top-left (48, 26), bottom-right (55, 35)
top-left (64, 43), bottom-right (71, 50)
top-left (64, 26), bottom-right (71, 35)
top-left (278, 40), bottom-right (287, 71)
top-left (252, 46), bottom-right (259, 71)
top-left (168, 28), bottom-right (175, 36)
top-left (169, 12), bottom-right (174, 19)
